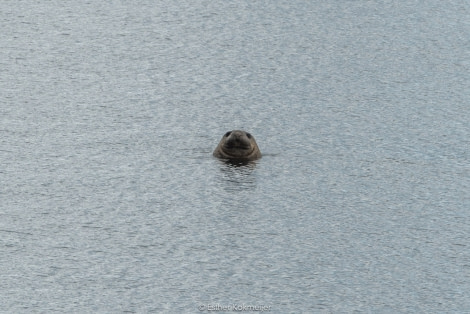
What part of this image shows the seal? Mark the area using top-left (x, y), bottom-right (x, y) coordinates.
top-left (213, 130), bottom-right (261, 161)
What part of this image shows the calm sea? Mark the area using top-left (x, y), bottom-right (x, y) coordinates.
top-left (1, 1), bottom-right (469, 313)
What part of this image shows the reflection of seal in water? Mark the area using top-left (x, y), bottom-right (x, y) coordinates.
top-left (213, 130), bottom-right (261, 161)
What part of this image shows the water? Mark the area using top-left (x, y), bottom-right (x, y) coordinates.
top-left (1, 1), bottom-right (469, 313)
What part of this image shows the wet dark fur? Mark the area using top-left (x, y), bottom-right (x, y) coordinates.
top-left (213, 130), bottom-right (261, 161)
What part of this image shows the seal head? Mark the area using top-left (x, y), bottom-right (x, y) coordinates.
top-left (213, 130), bottom-right (261, 161)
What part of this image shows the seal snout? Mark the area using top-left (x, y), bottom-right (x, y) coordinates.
top-left (225, 131), bottom-right (251, 149)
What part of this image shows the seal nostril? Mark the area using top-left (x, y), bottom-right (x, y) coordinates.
top-left (224, 131), bottom-right (232, 137)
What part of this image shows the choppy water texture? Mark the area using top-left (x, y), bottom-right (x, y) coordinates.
top-left (1, 1), bottom-right (469, 313)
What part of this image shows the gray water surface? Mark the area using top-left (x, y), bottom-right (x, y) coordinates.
top-left (1, 1), bottom-right (469, 313)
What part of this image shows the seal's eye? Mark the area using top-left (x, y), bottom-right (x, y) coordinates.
top-left (224, 131), bottom-right (232, 137)
top-left (245, 132), bottom-right (252, 139)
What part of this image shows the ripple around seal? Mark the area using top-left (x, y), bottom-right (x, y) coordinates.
top-left (1, 0), bottom-right (470, 313)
